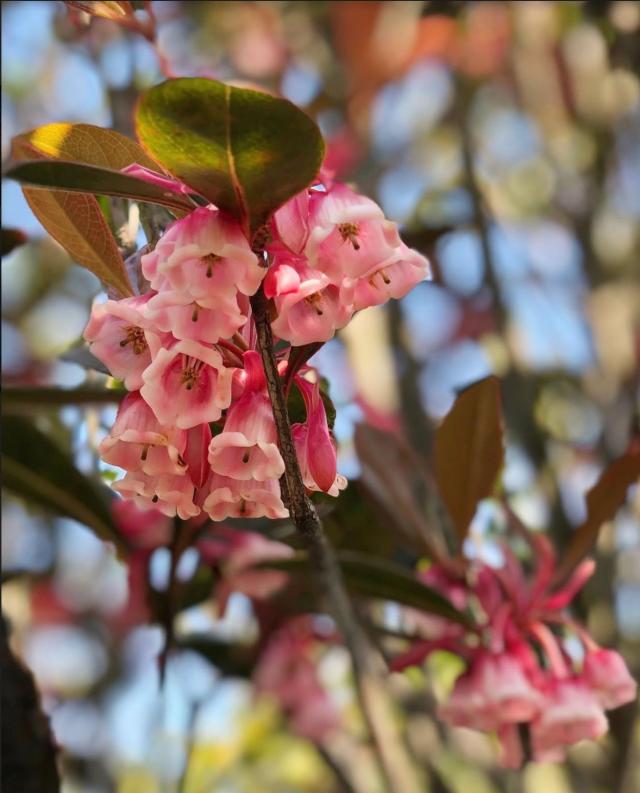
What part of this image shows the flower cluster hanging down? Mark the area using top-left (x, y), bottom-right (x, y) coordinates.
top-left (391, 534), bottom-right (637, 767)
top-left (85, 176), bottom-right (431, 520)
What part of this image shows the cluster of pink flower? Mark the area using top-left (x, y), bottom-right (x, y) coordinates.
top-left (85, 177), bottom-right (430, 519)
top-left (392, 535), bottom-right (637, 766)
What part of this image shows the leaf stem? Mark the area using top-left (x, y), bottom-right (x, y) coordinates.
top-left (250, 285), bottom-right (425, 793)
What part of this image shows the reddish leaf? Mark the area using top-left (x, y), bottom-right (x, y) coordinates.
top-left (354, 423), bottom-right (448, 559)
top-left (555, 444), bottom-right (640, 581)
top-left (434, 377), bottom-right (504, 545)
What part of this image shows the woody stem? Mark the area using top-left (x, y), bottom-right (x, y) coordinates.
top-left (250, 284), bottom-right (424, 793)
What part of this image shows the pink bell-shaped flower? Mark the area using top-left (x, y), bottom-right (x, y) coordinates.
top-left (582, 649), bottom-right (637, 711)
top-left (531, 678), bottom-right (608, 755)
top-left (142, 206), bottom-right (264, 302)
top-left (269, 262), bottom-right (354, 346)
top-left (305, 183), bottom-right (401, 281)
top-left (202, 472), bottom-right (288, 521)
top-left (144, 289), bottom-right (246, 344)
top-left (140, 340), bottom-right (234, 429)
top-left (352, 243), bottom-right (431, 311)
top-left (83, 294), bottom-right (160, 390)
top-left (438, 649), bottom-right (544, 732)
top-left (114, 471), bottom-right (200, 520)
top-left (100, 392), bottom-right (187, 476)
top-left (208, 351), bottom-right (285, 482)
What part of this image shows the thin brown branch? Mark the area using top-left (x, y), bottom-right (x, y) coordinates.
top-left (250, 285), bottom-right (425, 793)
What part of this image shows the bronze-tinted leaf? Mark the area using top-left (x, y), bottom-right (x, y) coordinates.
top-left (10, 122), bottom-right (174, 297)
top-left (555, 444), bottom-right (640, 581)
top-left (434, 377), bottom-right (504, 545)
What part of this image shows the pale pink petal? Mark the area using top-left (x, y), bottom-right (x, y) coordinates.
top-left (306, 182), bottom-right (402, 280)
top-left (272, 189), bottom-right (310, 254)
top-left (84, 294), bottom-right (158, 390)
top-left (202, 473), bottom-right (288, 521)
top-left (531, 679), bottom-right (608, 752)
top-left (141, 340), bottom-right (234, 429)
top-left (353, 244), bottom-right (431, 311)
top-left (263, 263), bottom-right (301, 298)
top-left (99, 392), bottom-right (187, 475)
top-left (582, 649), bottom-right (637, 710)
top-left (145, 289), bottom-right (246, 343)
top-left (209, 389), bottom-right (283, 481)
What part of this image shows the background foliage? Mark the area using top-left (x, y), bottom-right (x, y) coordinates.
top-left (2, 2), bottom-right (639, 792)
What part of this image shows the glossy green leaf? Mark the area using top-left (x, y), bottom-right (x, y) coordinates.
top-left (5, 160), bottom-right (195, 213)
top-left (135, 77), bottom-right (325, 235)
top-left (260, 551), bottom-right (471, 627)
top-left (434, 377), bottom-right (504, 546)
top-left (2, 415), bottom-right (126, 555)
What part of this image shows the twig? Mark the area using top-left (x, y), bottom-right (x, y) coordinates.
top-left (250, 285), bottom-right (425, 793)
top-left (316, 744), bottom-right (360, 793)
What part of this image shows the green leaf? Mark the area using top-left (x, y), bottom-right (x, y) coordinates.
top-left (555, 445), bottom-right (640, 581)
top-left (135, 77), bottom-right (325, 236)
top-left (2, 415), bottom-right (127, 555)
top-left (2, 387), bottom-right (125, 413)
top-left (5, 161), bottom-right (195, 213)
top-left (434, 377), bottom-right (504, 546)
top-left (259, 551), bottom-right (471, 627)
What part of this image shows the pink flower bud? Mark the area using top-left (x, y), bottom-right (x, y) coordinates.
top-left (292, 376), bottom-right (345, 494)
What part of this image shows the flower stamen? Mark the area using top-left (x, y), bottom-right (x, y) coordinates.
top-left (119, 325), bottom-right (147, 355)
top-left (338, 222), bottom-right (360, 250)
top-left (203, 253), bottom-right (222, 278)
